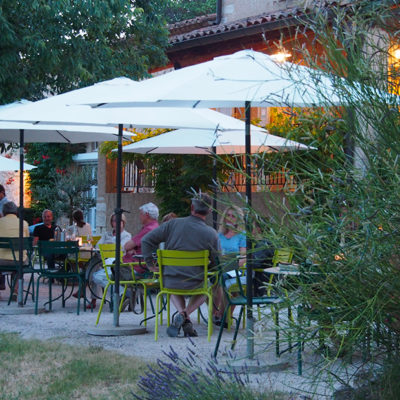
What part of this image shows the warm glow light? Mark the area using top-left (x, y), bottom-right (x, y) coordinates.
top-left (272, 52), bottom-right (291, 63)
top-left (334, 253), bottom-right (345, 261)
top-left (394, 49), bottom-right (400, 60)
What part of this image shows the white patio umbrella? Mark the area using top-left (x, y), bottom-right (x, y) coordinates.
top-left (83, 50), bottom-right (348, 109)
top-left (0, 83), bottom-right (261, 326)
top-left (120, 127), bottom-right (312, 155)
top-left (81, 50), bottom-right (331, 357)
top-left (0, 156), bottom-right (35, 171)
top-left (121, 126), bottom-right (314, 228)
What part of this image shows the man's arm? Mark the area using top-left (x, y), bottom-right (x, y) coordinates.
top-left (141, 224), bottom-right (168, 268)
top-left (208, 232), bottom-right (221, 269)
top-left (32, 226), bottom-right (39, 246)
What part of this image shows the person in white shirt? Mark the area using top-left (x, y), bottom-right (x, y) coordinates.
top-left (87, 213), bottom-right (131, 309)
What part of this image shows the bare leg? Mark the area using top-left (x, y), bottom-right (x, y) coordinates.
top-left (212, 285), bottom-right (225, 318)
top-left (184, 294), bottom-right (207, 319)
top-left (170, 294), bottom-right (186, 314)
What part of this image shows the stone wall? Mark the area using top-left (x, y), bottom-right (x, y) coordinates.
top-left (222, 0), bottom-right (301, 24)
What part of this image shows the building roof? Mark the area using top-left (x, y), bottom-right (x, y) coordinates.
top-left (168, 7), bottom-right (307, 45)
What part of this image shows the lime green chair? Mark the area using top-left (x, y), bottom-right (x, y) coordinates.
top-left (155, 249), bottom-right (214, 341)
top-left (266, 247), bottom-right (295, 296)
top-left (96, 243), bottom-right (158, 326)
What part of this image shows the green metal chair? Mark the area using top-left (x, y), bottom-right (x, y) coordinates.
top-left (36, 240), bottom-right (85, 315)
top-left (0, 236), bottom-right (35, 304)
top-left (155, 249), bottom-right (214, 341)
top-left (213, 262), bottom-right (285, 358)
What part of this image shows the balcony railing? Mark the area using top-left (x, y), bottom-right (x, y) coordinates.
top-left (120, 162), bottom-right (296, 193)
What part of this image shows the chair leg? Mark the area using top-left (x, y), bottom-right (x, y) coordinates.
top-left (96, 283), bottom-right (110, 325)
top-left (142, 285), bottom-right (147, 327)
top-left (155, 292), bottom-right (162, 341)
top-left (49, 278), bottom-right (52, 311)
top-left (24, 273), bottom-right (34, 304)
top-left (35, 276), bottom-right (41, 315)
top-left (7, 274), bottom-right (16, 305)
top-left (214, 305), bottom-right (229, 357)
top-left (167, 294), bottom-right (170, 327)
top-left (159, 294), bottom-right (163, 326)
top-left (118, 285), bottom-right (128, 314)
top-left (207, 293), bottom-right (213, 342)
top-left (272, 305), bottom-right (280, 357)
top-left (232, 306), bottom-right (244, 351)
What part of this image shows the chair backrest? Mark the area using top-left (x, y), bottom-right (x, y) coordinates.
top-left (81, 235), bottom-right (101, 247)
top-left (272, 248), bottom-right (294, 267)
top-left (0, 236), bottom-right (33, 266)
top-left (38, 240), bottom-right (79, 270)
top-left (98, 243), bottom-right (122, 264)
top-left (98, 243), bottom-right (137, 283)
top-left (156, 249), bottom-right (209, 291)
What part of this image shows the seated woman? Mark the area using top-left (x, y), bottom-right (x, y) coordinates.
top-left (85, 213), bottom-right (131, 309)
top-left (213, 206), bottom-right (246, 324)
top-left (68, 209), bottom-right (92, 240)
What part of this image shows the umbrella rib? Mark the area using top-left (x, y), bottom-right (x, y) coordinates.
top-left (56, 130), bottom-right (72, 143)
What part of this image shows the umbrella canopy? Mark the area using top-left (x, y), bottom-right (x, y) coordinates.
top-left (0, 156), bottom-right (35, 171)
top-left (0, 89), bottom-right (259, 132)
top-left (121, 127), bottom-right (313, 155)
top-left (0, 121), bottom-right (132, 143)
top-left (83, 50), bottom-right (346, 108)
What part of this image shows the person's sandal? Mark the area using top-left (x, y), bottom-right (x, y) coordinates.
top-left (167, 313), bottom-right (185, 337)
top-left (182, 320), bottom-right (198, 337)
top-left (86, 299), bottom-right (96, 310)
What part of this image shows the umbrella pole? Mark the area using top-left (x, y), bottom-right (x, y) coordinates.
top-left (17, 129), bottom-right (25, 307)
top-left (113, 123), bottom-right (123, 327)
top-left (245, 101), bottom-right (254, 359)
top-left (212, 146), bottom-right (217, 230)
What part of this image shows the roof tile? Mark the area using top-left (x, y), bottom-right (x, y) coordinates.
top-left (168, 8), bottom-right (306, 44)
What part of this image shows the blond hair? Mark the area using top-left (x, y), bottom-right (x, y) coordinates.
top-left (219, 206), bottom-right (245, 235)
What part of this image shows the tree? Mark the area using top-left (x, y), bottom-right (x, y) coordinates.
top-left (0, 0), bottom-right (169, 104)
top-left (33, 166), bottom-right (97, 224)
top-left (161, 0), bottom-right (216, 24)
top-left (25, 142), bottom-right (84, 217)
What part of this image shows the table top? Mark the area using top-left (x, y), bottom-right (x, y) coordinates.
top-left (264, 265), bottom-right (300, 276)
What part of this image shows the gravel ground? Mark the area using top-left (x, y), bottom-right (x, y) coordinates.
top-left (0, 279), bottom-right (335, 399)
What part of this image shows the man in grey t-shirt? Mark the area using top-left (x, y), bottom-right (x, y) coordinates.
top-left (142, 193), bottom-right (220, 337)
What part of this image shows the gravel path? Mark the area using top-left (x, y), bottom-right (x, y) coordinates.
top-left (0, 281), bottom-right (332, 398)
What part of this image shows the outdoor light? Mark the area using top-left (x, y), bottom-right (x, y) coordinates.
top-left (271, 52), bottom-right (291, 62)
top-left (394, 49), bottom-right (400, 60)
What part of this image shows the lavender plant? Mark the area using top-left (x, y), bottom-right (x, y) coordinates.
top-left (132, 343), bottom-right (287, 400)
